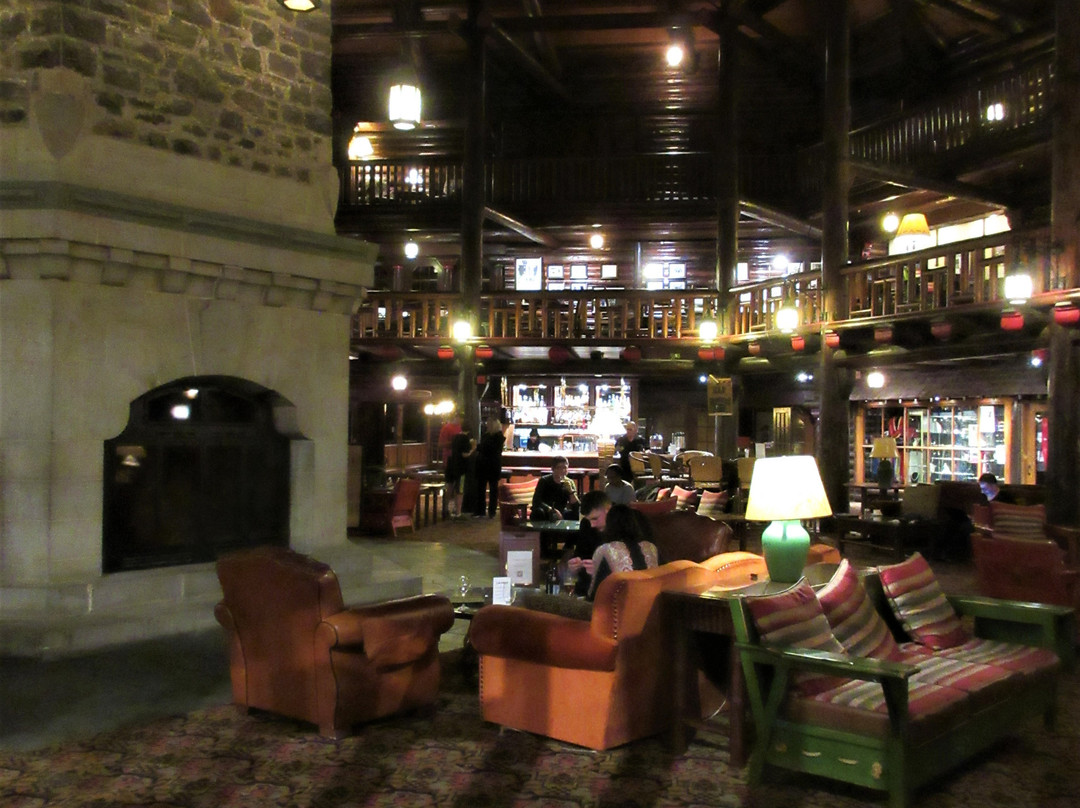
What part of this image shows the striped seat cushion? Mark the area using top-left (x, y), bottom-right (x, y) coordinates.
top-left (877, 552), bottom-right (967, 649)
top-left (670, 485), bottom-right (699, 510)
top-left (695, 489), bottom-right (728, 517)
top-left (816, 560), bottom-right (899, 660)
top-left (499, 478), bottom-right (538, 505)
top-left (744, 581), bottom-right (847, 696)
top-left (932, 637), bottom-right (1060, 675)
top-left (990, 501), bottom-right (1045, 539)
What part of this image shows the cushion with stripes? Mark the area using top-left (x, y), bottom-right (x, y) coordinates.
top-left (695, 489), bottom-right (728, 517)
top-left (744, 581), bottom-right (847, 696)
top-left (990, 501), bottom-right (1045, 539)
top-left (932, 637), bottom-right (1060, 674)
top-left (655, 487), bottom-right (672, 501)
top-left (877, 552), bottom-right (967, 649)
top-left (671, 485), bottom-right (699, 510)
top-left (816, 559), bottom-right (899, 660)
top-left (500, 479), bottom-right (537, 504)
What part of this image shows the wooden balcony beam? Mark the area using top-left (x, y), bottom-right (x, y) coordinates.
top-left (484, 207), bottom-right (561, 248)
top-left (740, 200), bottom-right (822, 240)
top-left (850, 158), bottom-right (1011, 211)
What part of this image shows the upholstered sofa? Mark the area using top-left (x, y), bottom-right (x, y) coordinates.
top-left (729, 552), bottom-right (1075, 808)
top-left (215, 546), bottom-right (455, 737)
top-left (470, 555), bottom-right (762, 750)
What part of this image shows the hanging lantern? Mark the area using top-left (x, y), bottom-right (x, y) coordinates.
top-left (388, 72), bottom-right (421, 130)
top-left (549, 345), bottom-right (572, 364)
top-left (436, 345), bottom-right (455, 360)
top-left (1053, 303), bottom-right (1080, 327)
top-left (874, 326), bottom-right (894, 344)
top-left (930, 321), bottom-right (952, 341)
top-left (475, 374), bottom-right (487, 386)
top-left (474, 344), bottom-right (494, 360)
top-left (1000, 310), bottom-right (1024, 331)
top-left (697, 347), bottom-right (715, 361)
top-left (620, 345), bottom-right (642, 362)
top-left (824, 331), bottom-right (840, 349)
top-left (748, 342), bottom-right (761, 356)
top-left (791, 335), bottom-right (806, 351)
top-left (368, 344), bottom-right (404, 361)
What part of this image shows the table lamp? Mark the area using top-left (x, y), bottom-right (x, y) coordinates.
top-left (870, 436), bottom-right (898, 497)
top-left (744, 455), bottom-right (833, 583)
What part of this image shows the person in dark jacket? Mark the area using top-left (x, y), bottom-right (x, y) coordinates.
top-left (473, 416), bottom-right (505, 518)
top-left (530, 455), bottom-right (580, 521)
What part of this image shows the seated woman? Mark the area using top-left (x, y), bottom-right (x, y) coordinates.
top-left (586, 504), bottom-right (659, 601)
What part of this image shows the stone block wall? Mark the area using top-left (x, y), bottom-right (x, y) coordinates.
top-left (0, 0), bottom-right (331, 184)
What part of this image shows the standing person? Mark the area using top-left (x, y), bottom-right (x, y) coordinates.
top-left (436, 412), bottom-right (462, 466)
top-left (586, 504), bottom-right (658, 601)
top-left (603, 463), bottom-right (636, 505)
top-left (525, 427), bottom-right (542, 451)
top-left (474, 416), bottom-right (505, 518)
top-left (614, 421), bottom-right (647, 483)
top-left (445, 429), bottom-right (474, 520)
top-left (531, 456), bottom-right (581, 521)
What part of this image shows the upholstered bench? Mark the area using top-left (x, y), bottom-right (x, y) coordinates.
top-left (729, 552), bottom-right (1075, 808)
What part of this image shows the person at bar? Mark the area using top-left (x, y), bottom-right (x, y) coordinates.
top-left (614, 421), bottom-right (646, 482)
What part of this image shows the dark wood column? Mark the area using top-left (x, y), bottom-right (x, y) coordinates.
top-left (817, 0), bottom-right (852, 511)
top-left (1046, 0), bottom-right (1080, 526)
top-left (714, 9), bottom-right (739, 459)
top-left (459, 0), bottom-right (487, 433)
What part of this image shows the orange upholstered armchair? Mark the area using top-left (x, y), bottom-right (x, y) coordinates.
top-left (214, 546), bottom-right (454, 737)
top-left (468, 560), bottom-right (721, 750)
top-left (360, 476), bottom-right (421, 536)
top-left (972, 534), bottom-right (1080, 615)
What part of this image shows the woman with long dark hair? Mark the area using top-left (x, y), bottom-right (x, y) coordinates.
top-left (586, 504), bottom-right (658, 600)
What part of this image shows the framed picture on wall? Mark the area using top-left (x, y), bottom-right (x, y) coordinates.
top-left (515, 257), bottom-right (543, 291)
top-left (570, 264), bottom-right (588, 280)
top-left (547, 264), bottom-right (564, 279)
top-left (601, 264), bottom-right (618, 279)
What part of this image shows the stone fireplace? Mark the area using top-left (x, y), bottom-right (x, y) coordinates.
top-left (0, 7), bottom-right (417, 656)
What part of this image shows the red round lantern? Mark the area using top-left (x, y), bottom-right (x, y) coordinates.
top-left (475, 374), bottom-right (487, 385)
top-left (874, 326), bottom-right (894, 344)
top-left (620, 345), bottom-right (642, 362)
top-left (549, 345), bottom-right (572, 364)
top-left (1000, 310), bottom-right (1024, 331)
top-left (697, 347), bottom-right (715, 361)
top-left (824, 331), bottom-right (841, 349)
top-left (791, 335), bottom-right (806, 351)
top-left (474, 344), bottom-right (494, 360)
top-left (368, 344), bottom-right (403, 361)
top-left (748, 342), bottom-right (761, 356)
top-left (436, 345), bottom-right (455, 360)
top-left (930, 321), bottom-right (952, 341)
top-left (1053, 303), bottom-right (1080, 327)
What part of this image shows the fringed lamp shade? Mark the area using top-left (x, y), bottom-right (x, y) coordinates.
top-left (745, 456), bottom-right (832, 582)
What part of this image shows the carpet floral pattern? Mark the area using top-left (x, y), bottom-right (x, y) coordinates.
top-left (2, 654), bottom-right (1078, 808)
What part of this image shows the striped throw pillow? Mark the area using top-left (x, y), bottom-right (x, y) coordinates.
top-left (671, 485), bottom-right (699, 510)
top-left (877, 552), bottom-right (967, 649)
top-left (744, 581), bottom-right (847, 695)
top-left (696, 489), bottom-right (728, 517)
top-left (990, 502), bottom-right (1045, 539)
top-left (816, 559), bottom-right (899, 660)
top-left (655, 487), bottom-right (672, 501)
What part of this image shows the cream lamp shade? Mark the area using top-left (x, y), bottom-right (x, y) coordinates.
top-left (894, 213), bottom-right (931, 252)
top-left (745, 455), bottom-right (832, 582)
top-left (870, 436), bottom-right (898, 459)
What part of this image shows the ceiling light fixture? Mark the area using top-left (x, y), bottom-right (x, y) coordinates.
top-left (388, 68), bottom-right (421, 130)
top-left (278, 0), bottom-right (320, 11)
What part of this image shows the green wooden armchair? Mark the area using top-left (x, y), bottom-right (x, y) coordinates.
top-left (728, 577), bottom-right (1074, 808)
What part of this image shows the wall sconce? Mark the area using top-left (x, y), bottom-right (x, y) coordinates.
top-left (278, 0), bottom-right (320, 11)
top-left (881, 212), bottom-right (900, 233)
top-left (775, 302), bottom-right (799, 333)
top-left (893, 213), bottom-right (931, 253)
top-left (589, 231), bottom-right (605, 250)
top-left (404, 241), bottom-right (419, 260)
top-left (1003, 271), bottom-right (1033, 304)
top-left (866, 370), bottom-right (885, 389)
top-left (452, 319), bottom-right (473, 343)
top-left (388, 69), bottom-right (421, 130)
top-left (391, 374), bottom-right (408, 392)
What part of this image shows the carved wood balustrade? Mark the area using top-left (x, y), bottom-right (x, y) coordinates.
top-left (352, 229), bottom-right (1065, 346)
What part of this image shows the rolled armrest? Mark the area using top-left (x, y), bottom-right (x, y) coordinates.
top-left (1046, 524), bottom-right (1080, 566)
top-left (318, 594), bottom-right (455, 667)
top-left (948, 594), bottom-right (1076, 669)
top-left (470, 605), bottom-right (618, 671)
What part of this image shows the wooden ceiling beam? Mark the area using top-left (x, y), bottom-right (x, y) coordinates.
top-left (483, 207), bottom-right (562, 248)
top-left (850, 158), bottom-right (1012, 210)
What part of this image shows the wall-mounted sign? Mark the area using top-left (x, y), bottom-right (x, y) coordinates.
top-left (515, 257), bottom-right (542, 291)
top-left (707, 375), bottom-right (734, 416)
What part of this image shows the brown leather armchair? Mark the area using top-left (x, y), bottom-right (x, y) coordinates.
top-left (644, 509), bottom-right (734, 563)
top-left (469, 559), bottom-right (723, 750)
top-left (214, 546), bottom-right (454, 737)
top-left (360, 477), bottom-right (421, 536)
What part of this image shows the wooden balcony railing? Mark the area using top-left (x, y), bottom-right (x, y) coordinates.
top-left (352, 229), bottom-right (1065, 345)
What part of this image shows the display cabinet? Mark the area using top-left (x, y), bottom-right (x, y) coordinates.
top-left (507, 378), bottom-right (635, 447)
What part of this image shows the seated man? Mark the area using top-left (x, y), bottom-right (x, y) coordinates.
top-left (564, 490), bottom-right (611, 595)
top-left (531, 455), bottom-right (581, 521)
top-left (978, 472), bottom-right (1017, 504)
top-left (603, 463), bottom-right (636, 506)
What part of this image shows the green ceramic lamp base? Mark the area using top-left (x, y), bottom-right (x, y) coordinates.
top-left (761, 519), bottom-right (811, 583)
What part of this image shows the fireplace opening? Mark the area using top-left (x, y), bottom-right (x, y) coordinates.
top-left (103, 376), bottom-right (293, 573)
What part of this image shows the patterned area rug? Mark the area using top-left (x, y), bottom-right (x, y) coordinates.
top-left (2, 651), bottom-right (1078, 808)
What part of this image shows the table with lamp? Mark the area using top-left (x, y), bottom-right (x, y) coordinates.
top-left (666, 455), bottom-right (835, 761)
